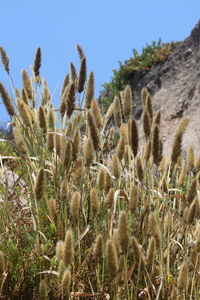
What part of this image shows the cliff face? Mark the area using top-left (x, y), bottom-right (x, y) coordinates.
top-left (127, 20), bottom-right (200, 155)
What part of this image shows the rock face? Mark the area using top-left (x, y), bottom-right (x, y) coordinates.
top-left (128, 20), bottom-right (200, 155)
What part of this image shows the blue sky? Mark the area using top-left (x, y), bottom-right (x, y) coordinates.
top-left (0, 0), bottom-right (200, 122)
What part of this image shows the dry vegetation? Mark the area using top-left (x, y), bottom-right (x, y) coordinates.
top-left (0, 46), bottom-right (199, 300)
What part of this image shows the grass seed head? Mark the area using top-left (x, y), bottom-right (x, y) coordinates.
top-left (72, 127), bottom-right (80, 161)
top-left (90, 188), bottom-right (99, 217)
top-left (177, 261), bottom-right (188, 291)
top-left (117, 137), bottom-right (125, 161)
top-left (63, 229), bottom-right (74, 267)
top-left (129, 185), bottom-right (138, 212)
top-left (70, 62), bottom-right (77, 83)
top-left (70, 191), bottom-right (81, 224)
top-left (0, 46), bottom-right (9, 74)
top-left (143, 110), bottom-right (151, 139)
top-left (77, 57), bottom-right (86, 93)
top-left (112, 153), bottom-right (121, 180)
top-left (34, 168), bottom-right (45, 200)
top-left (130, 119), bottom-right (139, 157)
top-left (106, 188), bottom-right (115, 208)
top-left (93, 234), bottom-right (103, 259)
top-left (87, 111), bottom-right (99, 151)
top-left (171, 118), bottom-right (189, 167)
top-left (66, 82), bottom-right (76, 118)
top-left (114, 96), bottom-right (122, 128)
top-left (131, 237), bottom-right (146, 270)
top-left (136, 156), bottom-right (144, 182)
top-left (83, 137), bottom-right (94, 167)
top-left (22, 69), bottom-right (32, 99)
top-left (61, 269), bottom-right (71, 295)
top-left (149, 213), bottom-right (161, 249)
top-left (118, 211), bottom-right (129, 252)
top-left (0, 82), bottom-right (15, 116)
top-left (123, 85), bottom-right (132, 121)
top-left (106, 239), bottom-right (119, 278)
top-left (85, 71), bottom-right (94, 109)
top-left (91, 100), bottom-right (103, 129)
top-left (97, 167), bottom-right (105, 191)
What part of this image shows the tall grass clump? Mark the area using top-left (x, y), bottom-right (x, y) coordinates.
top-left (0, 45), bottom-right (199, 300)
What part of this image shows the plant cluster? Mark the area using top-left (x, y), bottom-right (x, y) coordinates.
top-left (0, 46), bottom-right (199, 300)
top-left (102, 40), bottom-right (172, 111)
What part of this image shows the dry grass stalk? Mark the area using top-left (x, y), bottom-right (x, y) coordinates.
top-left (34, 168), bottom-right (45, 200)
top-left (91, 100), bottom-right (103, 129)
top-left (66, 82), bottom-right (76, 118)
top-left (39, 279), bottom-right (48, 300)
top-left (143, 110), bottom-right (151, 139)
top-left (87, 111), bottom-right (99, 151)
top-left (113, 96), bottom-right (122, 128)
top-left (123, 85), bottom-right (132, 121)
top-left (112, 153), bottom-right (121, 179)
top-left (61, 269), bottom-right (71, 295)
top-left (0, 82), bottom-right (15, 116)
top-left (130, 119), bottom-right (139, 157)
top-left (77, 57), bottom-right (86, 93)
top-left (85, 71), bottom-right (94, 109)
top-left (83, 137), bottom-right (94, 167)
top-left (0, 251), bottom-right (5, 276)
top-left (22, 69), bottom-right (32, 99)
top-left (106, 239), bottom-right (119, 278)
top-left (0, 47), bottom-right (9, 74)
top-left (171, 118), bottom-right (189, 167)
top-left (93, 234), bottom-right (103, 259)
top-left (129, 185), bottom-right (138, 212)
top-left (90, 188), bottom-right (99, 217)
top-left (70, 191), bottom-right (81, 224)
top-left (63, 230), bottom-right (74, 267)
top-left (118, 211), bottom-right (129, 252)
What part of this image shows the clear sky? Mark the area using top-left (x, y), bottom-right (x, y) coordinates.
top-left (0, 0), bottom-right (200, 123)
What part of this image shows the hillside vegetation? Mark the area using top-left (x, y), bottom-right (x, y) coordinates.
top-left (0, 46), bottom-right (199, 300)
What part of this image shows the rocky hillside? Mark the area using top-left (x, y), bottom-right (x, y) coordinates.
top-left (102, 20), bottom-right (200, 155)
